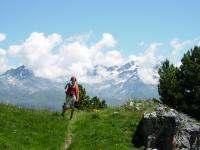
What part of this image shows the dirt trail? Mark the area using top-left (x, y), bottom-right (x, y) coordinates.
top-left (64, 126), bottom-right (72, 149)
top-left (63, 112), bottom-right (79, 150)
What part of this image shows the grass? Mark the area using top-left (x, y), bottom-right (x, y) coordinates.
top-left (0, 103), bottom-right (69, 150)
top-left (0, 100), bottom-right (157, 150)
top-left (68, 108), bottom-right (145, 150)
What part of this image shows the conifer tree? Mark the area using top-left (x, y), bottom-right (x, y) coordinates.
top-left (179, 46), bottom-right (200, 117)
top-left (158, 59), bottom-right (183, 108)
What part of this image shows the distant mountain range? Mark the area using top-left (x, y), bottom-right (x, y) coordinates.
top-left (0, 61), bottom-right (159, 109)
top-left (0, 65), bottom-right (64, 110)
top-left (83, 61), bottom-right (159, 105)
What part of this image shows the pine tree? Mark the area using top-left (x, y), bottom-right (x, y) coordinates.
top-left (158, 59), bottom-right (183, 108)
top-left (78, 84), bottom-right (90, 110)
top-left (179, 46), bottom-right (200, 117)
top-left (78, 84), bottom-right (107, 110)
top-left (158, 46), bottom-right (200, 119)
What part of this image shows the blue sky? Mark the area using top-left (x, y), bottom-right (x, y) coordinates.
top-left (1, 0), bottom-right (200, 52)
top-left (0, 0), bottom-right (200, 82)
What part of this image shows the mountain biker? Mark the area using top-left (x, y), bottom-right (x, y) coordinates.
top-left (62, 76), bottom-right (79, 119)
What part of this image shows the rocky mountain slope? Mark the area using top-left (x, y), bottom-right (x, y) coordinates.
top-left (0, 65), bottom-right (64, 110)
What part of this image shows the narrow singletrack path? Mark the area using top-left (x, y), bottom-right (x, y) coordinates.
top-left (63, 111), bottom-right (80, 150)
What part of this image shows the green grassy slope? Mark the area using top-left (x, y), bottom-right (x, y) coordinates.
top-left (0, 101), bottom-right (157, 150)
top-left (0, 103), bottom-right (69, 150)
top-left (68, 109), bottom-right (142, 150)
top-left (68, 101), bottom-right (156, 150)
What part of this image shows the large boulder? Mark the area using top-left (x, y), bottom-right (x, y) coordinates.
top-left (132, 104), bottom-right (200, 150)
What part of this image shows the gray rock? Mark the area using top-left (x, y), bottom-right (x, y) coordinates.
top-left (132, 105), bottom-right (200, 150)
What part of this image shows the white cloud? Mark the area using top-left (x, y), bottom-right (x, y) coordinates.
top-left (8, 32), bottom-right (62, 78)
top-left (102, 50), bottom-right (124, 66)
top-left (136, 43), bottom-right (163, 85)
top-left (0, 48), bottom-right (8, 73)
top-left (0, 33), bottom-right (6, 42)
top-left (57, 33), bottom-right (123, 82)
top-left (0, 48), bottom-right (6, 56)
top-left (4, 32), bottom-right (200, 86)
top-left (9, 45), bottom-right (21, 56)
top-left (125, 43), bottom-right (164, 85)
top-left (170, 38), bottom-right (191, 56)
top-left (93, 33), bottom-right (117, 50)
top-left (198, 41), bottom-right (200, 47)
top-left (8, 32), bottom-right (124, 81)
top-left (7, 32), bottom-right (165, 85)
top-left (174, 61), bottom-right (182, 67)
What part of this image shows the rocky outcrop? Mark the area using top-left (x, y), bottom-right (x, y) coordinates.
top-left (132, 104), bottom-right (200, 150)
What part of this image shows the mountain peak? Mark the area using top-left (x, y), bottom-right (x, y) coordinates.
top-left (1, 65), bottom-right (33, 79)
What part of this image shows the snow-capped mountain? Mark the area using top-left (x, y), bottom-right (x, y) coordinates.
top-left (83, 60), bottom-right (159, 105)
top-left (0, 61), bottom-right (159, 109)
top-left (0, 65), bottom-right (65, 110)
top-left (1, 65), bottom-right (33, 80)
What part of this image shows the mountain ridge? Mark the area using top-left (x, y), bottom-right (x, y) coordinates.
top-left (0, 60), bottom-right (159, 108)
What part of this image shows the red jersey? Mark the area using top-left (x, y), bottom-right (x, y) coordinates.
top-left (66, 83), bottom-right (79, 101)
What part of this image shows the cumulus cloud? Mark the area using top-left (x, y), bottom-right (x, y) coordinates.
top-left (0, 33), bottom-right (6, 42)
top-left (8, 32), bottom-right (62, 78)
top-left (8, 32), bottom-right (124, 81)
top-left (57, 33), bottom-right (123, 82)
top-left (6, 32), bottom-right (166, 85)
top-left (4, 31), bottom-right (200, 85)
top-left (135, 43), bottom-right (163, 85)
top-left (125, 43), bottom-right (163, 85)
top-left (94, 33), bottom-right (117, 49)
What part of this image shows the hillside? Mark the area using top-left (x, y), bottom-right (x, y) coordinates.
top-left (0, 103), bottom-right (69, 150)
top-left (0, 101), bottom-right (157, 150)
